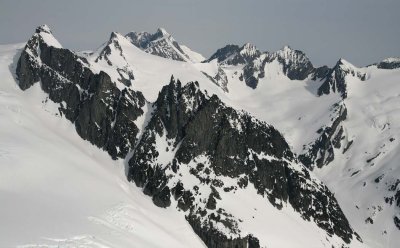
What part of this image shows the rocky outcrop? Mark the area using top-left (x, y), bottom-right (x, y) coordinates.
top-left (187, 214), bottom-right (260, 248)
top-left (318, 59), bottom-right (366, 99)
top-left (239, 46), bottom-right (318, 88)
top-left (299, 102), bottom-right (347, 169)
top-left (206, 43), bottom-right (261, 66)
top-left (125, 28), bottom-right (203, 62)
top-left (94, 32), bottom-right (135, 86)
top-left (202, 67), bottom-right (229, 92)
top-left (128, 77), bottom-right (358, 246)
top-left (272, 46), bottom-right (315, 80)
top-left (377, 57), bottom-right (400, 70)
top-left (16, 25), bottom-right (146, 159)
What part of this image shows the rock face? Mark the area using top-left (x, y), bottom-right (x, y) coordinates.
top-left (377, 57), bottom-right (400, 70)
top-left (94, 32), bottom-right (135, 87)
top-left (209, 45), bottom-right (320, 89)
top-left (272, 45), bottom-right (315, 80)
top-left (128, 77), bottom-right (358, 246)
top-left (201, 67), bottom-right (229, 92)
top-left (299, 102), bottom-right (347, 169)
top-left (318, 59), bottom-right (366, 99)
top-left (206, 43), bottom-right (261, 66)
top-left (16, 25), bottom-right (146, 159)
top-left (125, 28), bottom-right (204, 62)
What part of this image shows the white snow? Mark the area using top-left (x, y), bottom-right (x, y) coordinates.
top-left (180, 44), bottom-right (206, 63)
top-left (0, 44), bottom-right (205, 248)
top-left (315, 66), bottom-right (400, 248)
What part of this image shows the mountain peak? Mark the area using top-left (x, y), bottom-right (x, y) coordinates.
top-left (336, 58), bottom-right (356, 70)
top-left (109, 31), bottom-right (121, 40)
top-left (30, 25), bottom-right (62, 49)
top-left (156, 27), bottom-right (170, 37)
top-left (125, 27), bottom-right (203, 62)
top-left (240, 43), bottom-right (259, 56)
top-left (242, 42), bottom-right (256, 50)
top-left (35, 24), bottom-right (52, 34)
top-left (271, 45), bottom-right (314, 80)
top-left (282, 45), bottom-right (292, 51)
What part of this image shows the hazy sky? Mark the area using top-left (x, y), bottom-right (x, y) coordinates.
top-left (1, 0), bottom-right (399, 66)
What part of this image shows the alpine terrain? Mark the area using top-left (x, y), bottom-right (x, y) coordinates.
top-left (1, 25), bottom-right (399, 248)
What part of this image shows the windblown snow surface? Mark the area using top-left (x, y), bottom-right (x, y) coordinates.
top-left (1, 28), bottom-right (400, 247)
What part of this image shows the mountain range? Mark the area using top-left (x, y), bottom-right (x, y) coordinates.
top-left (1, 24), bottom-right (400, 248)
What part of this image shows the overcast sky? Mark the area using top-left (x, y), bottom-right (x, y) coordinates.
top-left (1, 0), bottom-right (399, 66)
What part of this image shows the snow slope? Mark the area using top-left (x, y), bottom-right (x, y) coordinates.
top-left (315, 65), bottom-right (400, 248)
top-left (0, 44), bottom-right (205, 248)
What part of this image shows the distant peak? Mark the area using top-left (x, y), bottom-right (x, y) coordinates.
top-left (336, 58), bottom-right (355, 69)
top-left (35, 24), bottom-right (52, 34)
top-left (241, 43), bottom-right (258, 53)
top-left (109, 31), bottom-right (123, 40)
top-left (381, 57), bottom-right (400, 63)
top-left (282, 45), bottom-right (292, 51)
top-left (242, 42), bottom-right (256, 49)
top-left (110, 32), bottom-right (118, 39)
top-left (32, 24), bottom-right (62, 48)
top-left (156, 27), bottom-right (170, 37)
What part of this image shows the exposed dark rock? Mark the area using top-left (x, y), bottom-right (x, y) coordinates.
top-left (273, 46), bottom-right (315, 80)
top-left (16, 26), bottom-right (145, 159)
top-left (126, 28), bottom-right (193, 62)
top-left (365, 217), bottom-right (374, 224)
top-left (394, 216), bottom-right (400, 230)
top-left (376, 58), bottom-right (400, 70)
top-left (240, 54), bottom-right (270, 89)
top-left (312, 65), bottom-right (331, 80)
top-left (186, 214), bottom-right (260, 248)
top-left (366, 152), bottom-right (381, 164)
top-left (206, 187), bottom-right (221, 210)
top-left (206, 43), bottom-right (261, 66)
top-left (374, 174), bottom-right (384, 183)
top-left (239, 46), bottom-right (321, 88)
top-left (318, 59), bottom-right (366, 99)
top-left (299, 102), bottom-right (347, 169)
top-left (128, 77), bottom-right (356, 244)
top-left (153, 186), bottom-right (171, 208)
top-left (202, 67), bottom-right (229, 92)
top-left (395, 190), bottom-right (400, 208)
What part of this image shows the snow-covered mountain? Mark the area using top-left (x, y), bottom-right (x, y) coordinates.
top-left (1, 24), bottom-right (400, 248)
top-left (125, 28), bottom-right (205, 63)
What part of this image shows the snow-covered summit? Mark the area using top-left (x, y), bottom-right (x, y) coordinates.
top-left (125, 28), bottom-right (204, 63)
top-left (206, 43), bottom-right (261, 66)
top-left (30, 24), bottom-right (62, 49)
top-left (35, 24), bottom-right (52, 34)
top-left (155, 27), bottom-right (170, 37)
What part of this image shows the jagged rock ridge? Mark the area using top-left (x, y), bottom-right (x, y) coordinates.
top-left (127, 77), bottom-right (359, 246)
top-left (16, 25), bottom-right (146, 159)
